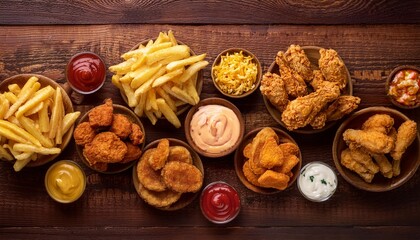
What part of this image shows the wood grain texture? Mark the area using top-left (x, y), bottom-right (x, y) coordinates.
top-left (0, 24), bottom-right (419, 239)
top-left (0, 0), bottom-right (419, 25)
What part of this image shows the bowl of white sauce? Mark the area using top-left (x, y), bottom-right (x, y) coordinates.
top-left (297, 161), bottom-right (337, 202)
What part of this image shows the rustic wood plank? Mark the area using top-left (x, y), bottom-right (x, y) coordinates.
top-left (0, 0), bottom-right (419, 25)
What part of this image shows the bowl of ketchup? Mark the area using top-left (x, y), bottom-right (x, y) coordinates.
top-left (66, 52), bottom-right (106, 94)
top-left (200, 181), bottom-right (241, 224)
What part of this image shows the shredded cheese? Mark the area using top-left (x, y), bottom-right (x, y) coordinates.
top-left (213, 51), bottom-right (258, 96)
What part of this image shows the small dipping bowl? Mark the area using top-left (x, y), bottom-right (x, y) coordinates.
top-left (200, 181), bottom-right (241, 224)
top-left (297, 161), bottom-right (337, 202)
top-left (45, 160), bottom-right (86, 203)
top-left (385, 65), bottom-right (420, 109)
top-left (66, 51), bottom-right (106, 94)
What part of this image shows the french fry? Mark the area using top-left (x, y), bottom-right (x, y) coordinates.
top-left (155, 87), bottom-right (177, 112)
top-left (168, 30), bottom-right (178, 46)
top-left (13, 153), bottom-right (33, 172)
top-left (120, 64), bottom-right (148, 83)
top-left (0, 120), bottom-right (41, 146)
top-left (0, 145), bottom-right (13, 161)
top-left (144, 110), bottom-right (158, 125)
top-left (0, 95), bottom-right (9, 119)
top-left (3, 143), bottom-right (21, 158)
top-left (134, 67), bottom-right (166, 99)
top-left (5, 81), bottom-right (40, 119)
top-left (55, 100), bottom-right (64, 145)
top-left (15, 85), bottom-right (54, 118)
top-left (134, 93), bottom-right (147, 117)
top-left (184, 75), bottom-right (200, 104)
top-left (38, 101), bottom-right (50, 133)
top-left (162, 84), bottom-right (195, 105)
top-left (178, 60), bottom-right (208, 83)
top-left (8, 84), bottom-right (21, 95)
top-left (156, 98), bottom-right (181, 128)
top-left (146, 45), bottom-right (190, 66)
top-left (166, 54), bottom-right (207, 71)
top-left (109, 57), bottom-right (137, 75)
top-left (122, 83), bottom-right (138, 107)
top-left (48, 87), bottom-right (63, 139)
top-left (154, 31), bottom-right (170, 45)
top-left (5, 116), bottom-right (22, 127)
top-left (13, 143), bottom-right (61, 155)
top-left (152, 68), bottom-right (184, 88)
top-left (4, 92), bottom-right (17, 104)
top-left (62, 112), bottom-right (81, 134)
top-left (145, 89), bottom-right (158, 111)
top-left (131, 63), bottom-right (163, 89)
top-left (18, 116), bottom-right (54, 148)
top-left (152, 109), bottom-right (162, 118)
top-left (23, 102), bottom-right (44, 116)
top-left (111, 75), bottom-right (123, 91)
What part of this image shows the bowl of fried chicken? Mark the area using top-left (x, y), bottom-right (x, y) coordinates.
top-left (332, 107), bottom-right (419, 192)
top-left (261, 45), bottom-right (360, 134)
top-left (73, 98), bottom-right (146, 174)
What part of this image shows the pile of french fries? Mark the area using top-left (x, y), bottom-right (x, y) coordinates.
top-left (110, 30), bottom-right (208, 128)
top-left (0, 76), bottom-right (80, 171)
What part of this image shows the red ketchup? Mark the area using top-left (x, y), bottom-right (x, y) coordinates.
top-left (200, 181), bottom-right (240, 224)
top-left (66, 52), bottom-right (106, 94)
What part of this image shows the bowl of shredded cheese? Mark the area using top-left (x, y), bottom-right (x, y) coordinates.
top-left (211, 48), bottom-right (261, 98)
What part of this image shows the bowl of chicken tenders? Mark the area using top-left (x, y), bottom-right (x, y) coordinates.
top-left (234, 127), bottom-right (302, 194)
top-left (261, 45), bottom-right (359, 134)
top-left (133, 138), bottom-right (204, 210)
top-left (332, 107), bottom-right (419, 192)
top-left (74, 99), bottom-right (146, 174)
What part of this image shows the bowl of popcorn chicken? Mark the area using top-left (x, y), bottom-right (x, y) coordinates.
top-left (234, 127), bottom-right (302, 194)
top-left (332, 107), bottom-right (420, 192)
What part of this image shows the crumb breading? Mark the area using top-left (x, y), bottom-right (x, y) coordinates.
top-left (371, 154), bottom-right (393, 179)
top-left (129, 123), bottom-right (145, 145)
top-left (243, 160), bottom-right (261, 186)
top-left (161, 161), bottom-right (203, 193)
top-left (110, 114), bottom-right (132, 139)
top-left (276, 51), bottom-right (308, 98)
top-left (83, 132), bottom-right (127, 164)
top-left (391, 120), bottom-right (417, 161)
top-left (341, 148), bottom-right (375, 183)
top-left (136, 181), bottom-right (181, 208)
top-left (167, 146), bottom-right (192, 164)
top-left (257, 170), bottom-right (290, 190)
top-left (137, 149), bottom-right (167, 192)
top-left (278, 142), bottom-right (300, 157)
top-left (73, 122), bottom-right (96, 146)
top-left (361, 114), bottom-right (394, 135)
top-left (121, 142), bottom-right (142, 163)
top-left (325, 96), bottom-right (361, 122)
top-left (318, 48), bottom-right (348, 90)
top-left (148, 139), bottom-right (170, 171)
top-left (310, 70), bottom-right (326, 91)
top-left (284, 44), bottom-right (313, 82)
top-left (258, 136), bottom-right (284, 169)
top-left (343, 129), bottom-right (394, 154)
top-left (88, 98), bottom-right (114, 129)
top-left (260, 72), bottom-right (289, 112)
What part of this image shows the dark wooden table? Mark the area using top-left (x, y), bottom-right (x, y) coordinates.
top-left (1, 1), bottom-right (419, 239)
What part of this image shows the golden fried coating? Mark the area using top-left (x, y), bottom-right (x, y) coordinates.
top-left (243, 160), bottom-right (261, 187)
top-left (148, 139), bottom-right (170, 171)
top-left (348, 148), bottom-right (379, 174)
top-left (257, 170), bottom-right (290, 190)
top-left (130, 123), bottom-right (145, 145)
top-left (260, 72), bottom-right (289, 112)
top-left (341, 148), bottom-right (374, 183)
top-left (361, 114), bottom-right (394, 135)
top-left (310, 111), bottom-right (328, 129)
top-left (249, 156), bottom-right (267, 175)
top-left (83, 132), bottom-right (127, 164)
top-left (343, 129), bottom-right (395, 154)
top-left (276, 155), bottom-right (300, 174)
top-left (276, 51), bottom-right (308, 98)
top-left (110, 114), bottom-right (132, 139)
top-left (137, 149), bottom-right (167, 192)
top-left (88, 98), bottom-right (113, 129)
top-left (391, 120), bottom-right (417, 176)
top-left (318, 48), bottom-right (347, 90)
top-left (121, 142), bottom-right (142, 163)
top-left (259, 136), bottom-right (284, 169)
top-left (371, 154), bottom-right (393, 179)
top-left (82, 150), bottom-right (108, 171)
top-left (161, 161), bottom-right (203, 193)
top-left (325, 96), bottom-right (360, 121)
top-left (284, 44), bottom-right (313, 82)
top-left (136, 180), bottom-right (181, 208)
top-left (310, 70), bottom-right (326, 91)
top-left (243, 143), bottom-right (252, 159)
top-left (167, 146), bottom-right (192, 164)
top-left (278, 142), bottom-right (300, 157)
top-left (73, 122), bottom-right (96, 146)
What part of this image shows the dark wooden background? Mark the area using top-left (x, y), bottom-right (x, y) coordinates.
top-left (0, 1), bottom-right (419, 239)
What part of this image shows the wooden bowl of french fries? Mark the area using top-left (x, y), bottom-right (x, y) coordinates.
top-left (262, 45), bottom-right (355, 134)
top-left (132, 138), bottom-right (204, 211)
top-left (332, 107), bottom-right (420, 192)
top-left (110, 30), bottom-right (207, 129)
top-left (0, 74), bottom-right (79, 171)
top-left (234, 127), bottom-right (302, 194)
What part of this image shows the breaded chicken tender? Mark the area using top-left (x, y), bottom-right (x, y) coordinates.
top-left (284, 44), bottom-right (313, 82)
top-left (276, 51), bottom-right (308, 98)
top-left (137, 149), bottom-right (167, 192)
top-left (88, 98), bottom-right (113, 129)
top-left (167, 146), bottom-right (192, 164)
top-left (260, 72), bottom-right (289, 112)
top-left (121, 142), bottom-right (142, 163)
top-left (343, 129), bottom-right (394, 154)
top-left (83, 132), bottom-right (127, 164)
top-left (161, 161), bottom-right (203, 193)
top-left (130, 123), bottom-right (145, 145)
top-left (73, 122), bottom-right (96, 146)
top-left (257, 170), bottom-right (290, 190)
top-left (136, 181), bottom-right (181, 208)
top-left (110, 114), bottom-right (132, 139)
top-left (318, 48), bottom-right (347, 90)
top-left (148, 139), bottom-right (170, 170)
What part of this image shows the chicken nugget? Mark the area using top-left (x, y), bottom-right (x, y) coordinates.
top-left (259, 136), bottom-right (284, 169)
top-left (243, 143), bottom-right (252, 159)
top-left (121, 142), bottom-right (142, 163)
top-left (83, 132), bottom-right (127, 164)
top-left (161, 161), bottom-right (203, 193)
top-left (137, 149), bottom-right (167, 192)
top-left (137, 181), bottom-right (181, 208)
top-left (277, 155), bottom-right (299, 174)
top-left (258, 170), bottom-right (290, 190)
top-left (73, 122), bottom-right (96, 146)
top-left (279, 142), bottom-right (299, 157)
top-left (249, 156), bottom-right (267, 175)
top-left (148, 139), bottom-right (169, 170)
top-left (130, 123), bottom-right (145, 145)
top-left (82, 150), bottom-right (108, 171)
top-left (167, 146), bottom-right (192, 164)
top-left (110, 114), bottom-right (132, 139)
top-left (243, 160), bottom-right (261, 187)
top-left (88, 98), bottom-right (113, 129)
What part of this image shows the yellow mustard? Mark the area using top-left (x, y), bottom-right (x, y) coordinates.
top-left (45, 160), bottom-right (86, 203)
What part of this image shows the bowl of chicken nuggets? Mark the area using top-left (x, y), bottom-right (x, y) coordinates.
top-left (74, 99), bottom-right (145, 174)
top-left (133, 138), bottom-right (204, 210)
top-left (234, 127), bottom-right (302, 194)
top-left (332, 107), bottom-right (420, 192)
top-left (261, 45), bottom-right (359, 134)
top-left (109, 30), bottom-right (207, 128)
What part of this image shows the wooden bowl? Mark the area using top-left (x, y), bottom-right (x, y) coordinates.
top-left (184, 97), bottom-right (245, 158)
top-left (211, 48), bottom-right (262, 98)
top-left (234, 127), bottom-right (302, 194)
top-left (0, 74), bottom-right (74, 167)
top-left (132, 138), bottom-right (204, 211)
top-left (385, 65), bottom-right (420, 109)
top-left (119, 39), bottom-right (204, 117)
top-left (76, 104), bottom-right (146, 174)
top-left (263, 46), bottom-right (353, 134)
top-left (332, 107), bottom-right (420, 192)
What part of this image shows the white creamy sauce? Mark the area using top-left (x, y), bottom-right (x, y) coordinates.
top-left (298, 162), bottom-right (337, 201)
